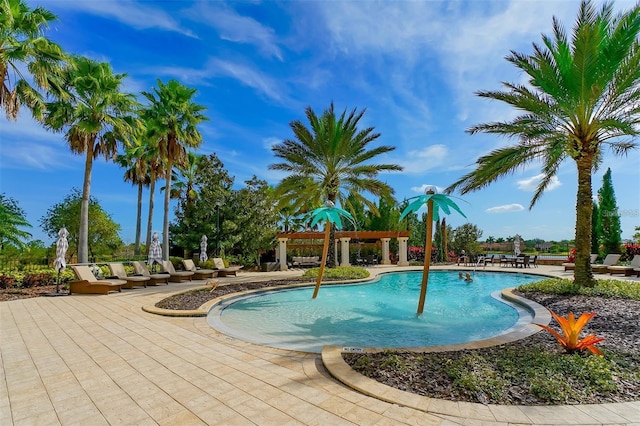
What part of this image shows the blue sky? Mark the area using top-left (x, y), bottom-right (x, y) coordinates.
top-left (1, 0), bottom-right (639, 246)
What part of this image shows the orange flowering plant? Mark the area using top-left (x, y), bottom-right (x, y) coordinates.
top-left (538, 310), bottom-right (604, 355)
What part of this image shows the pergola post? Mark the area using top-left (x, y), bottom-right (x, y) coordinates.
top-left (380, 238), bottom-right (391, 264)
top-left (339, 237), bottom-right (351, 266)
top-left (397, 237), bottom-right (409, 266)
top-left (277, 238), bottom-right (288, 271)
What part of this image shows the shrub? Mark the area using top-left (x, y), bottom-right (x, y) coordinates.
top-left (301, 266), bottom-right (369, 280)
top-left (21, 272), bottom-right (56, 288)
top-left (518, 278), bottom-right (640, 300)
top-left (0, 275), bottom-right (16, 289)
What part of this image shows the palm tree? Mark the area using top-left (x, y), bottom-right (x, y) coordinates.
top-left (142, 79), bottom-right (208, 260)
top-left (446, 1), bottom-right (640, 287)
top-left (0, 194), bottom-right (31, 249)
top-left (1, 0), bottom-right (65, 120)
top-left (44, 55), bottom-right (139, 263)
top-left (270, 103), bottom-right (402, 266)
top-left (116, 134), bottom-right (151, 256)
top-left (166, 151), bottom-right (202, 207)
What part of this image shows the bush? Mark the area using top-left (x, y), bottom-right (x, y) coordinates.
top-left (21, 272), bottom-right (56, 288)
top-left (301, 266), bottom-right (369, 280)
top-left (0, 275), bottom-right (16, 289)
top-left (518, 278), bottom-right (640, 301)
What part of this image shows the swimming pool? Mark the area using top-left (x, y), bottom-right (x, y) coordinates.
top-left (207, 271), bottom-right (542, 352)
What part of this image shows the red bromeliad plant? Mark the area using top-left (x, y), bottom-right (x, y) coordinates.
top-left (538, 310), bottom-right (604, 355)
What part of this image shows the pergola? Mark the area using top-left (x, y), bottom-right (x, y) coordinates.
top-left (275, 230), bottom-right (411, 271)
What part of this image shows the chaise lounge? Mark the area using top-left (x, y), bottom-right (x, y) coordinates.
top-left (562, 254), bottom-right (598, 271)
top-left (182, 259), bottom-right (218, 280)
top-left (591, 254), bottom-right (622, 274)
top-left (608, 255), bottom-right (640, 276)
top-left (213, 257), bottom-right (243, 277)
top-left (108, 262), bottom-right (149, 288)
top-left (70, 265), bottom-right (125, 295)
top-left (162, 260), bottom-right (194, 282)
top-left (132, 261), bottom-right (169, 285)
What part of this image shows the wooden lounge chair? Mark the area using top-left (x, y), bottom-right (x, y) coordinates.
top-left (162, 260), bottom-right (194, 282)
top-left (69, 280), bottom-right (119, 295)
top-left (70, 265), bottom-right (124, 294)
top-left (608, 255), bottom-right (640, 276)
top-left (563, 254), bottom-right (598, 271)
top-left (182, 259), bottom-right (217, 280)
top-left (132, 261), bottom-right (169, 285)
top-left (212, 257), bottom-right (243, 277)
top-left (108, 262), bottom-right (149, 287)
top-left (591, 254), bottom-right (622, 274)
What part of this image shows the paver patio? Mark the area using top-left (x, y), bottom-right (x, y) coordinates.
top-left (1, 264), bottom-right (638, 425)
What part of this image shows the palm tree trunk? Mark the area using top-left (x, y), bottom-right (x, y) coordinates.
top-left (78, 143), bottom-right (94, 264)
top-left (328, 223), bottom-right (336, 267)
top-left (146, 174), bottom-right (156, 250)
top-left (417, 197), bottom-right (434, 315)
top-left (574, 157), bottom-right (597, 287)
top-left (163, 158), bottom-right (173, 261)
top-left (134, 182), bottom-right (143, 255)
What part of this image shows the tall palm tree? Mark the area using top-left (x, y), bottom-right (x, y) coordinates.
top-left (446, 1), bottom-right (640, 287)
top-left (116, 134), bottom-right (151, 256)
top-left (269, 103), bottom-right (402, 266)
top-left (166, 150), bottom-right (202, 207)
top-left (44, 55), bottom-right (139, 263)
top-left (1, 0), bottom-right (65, 120)
top-left (142, 79), bottom-right (208, 260)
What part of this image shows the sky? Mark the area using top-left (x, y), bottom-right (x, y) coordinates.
top-left (1, 0), bottom-right (639, 247)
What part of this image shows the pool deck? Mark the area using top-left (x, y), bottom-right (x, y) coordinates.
top-left (1, 264), bottom-right (639, 425)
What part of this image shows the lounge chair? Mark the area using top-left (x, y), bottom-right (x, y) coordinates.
top-left (132, 261), bottom-right (169, 285)
top-left (563, 254), bottom-right (598, 271)
top-left (162, 260), bottom-right (194, 282)
top-left (591, 254), bottom-right (622, 274)
top-left (608, 255), bottom-right (640, 276)
top-left (212, 257), bottom-right (243, 277)
top-left (108, 262), bottom-right (149, 287)
top-left (70, 265), bottom-right (124, 294)
top-left (182, 259), bottom-right (217, 279)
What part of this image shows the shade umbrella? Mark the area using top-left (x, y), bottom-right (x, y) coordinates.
top-left (309, 201), bottom-right (355, 299)
top-left (148, 232), bottom-right (163, 272)
top-left (53, 227), bottom-right (68, 294)
top-left (400, 189), bottom-right (466, 315)
top-left (513, 234), bottom-right (522, 256)
top-left (199, 235), bottom-right (208, 262)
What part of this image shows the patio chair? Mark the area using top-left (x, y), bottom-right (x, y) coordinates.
top-left (182, 259), bottom-right (217, 280)
top-left (107, 262), bottom-right (149, 288)
top-left (499, 255), bottom-right (510, 267)
top-left (132, 261), bottom-right (169, 285)
top-left (514, 254), bottom-right (530, 268)
top-left (608, 255), bottom-right (640, 276)
top-left (563, 254), bottom-right (598, 271)
top-left (162, 260), bottom-right (194, 282)
top-left (591, 254), bottom-right (622, 274)
top-left (70, 265), bottom-right (125, 295)
top-left (212, 258), bottom-right (243, 277)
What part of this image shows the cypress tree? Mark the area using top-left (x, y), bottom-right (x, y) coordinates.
top-left (597, 168), bottom-right (622, 254)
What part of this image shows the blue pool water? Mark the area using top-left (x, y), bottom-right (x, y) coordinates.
top-left (207, 271), bottom-right (541, 352)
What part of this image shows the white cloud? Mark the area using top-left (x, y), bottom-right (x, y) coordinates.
top-left (517, 174), bottom-right (561, 192)
top-left (185, 2), bottom-right (283, 60)
top-left (53, 0), bottom-right (196, 37)
top-left (486, 204), bottom-right (525, 213)
top-left (262, 137), bottom-right (281, 150)
top-left (410, 184), bottom-right (446, 194)
top-left (399, 145), bottom-right (448, 174)
top-left (208, 58), bottom-right (286, 102)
